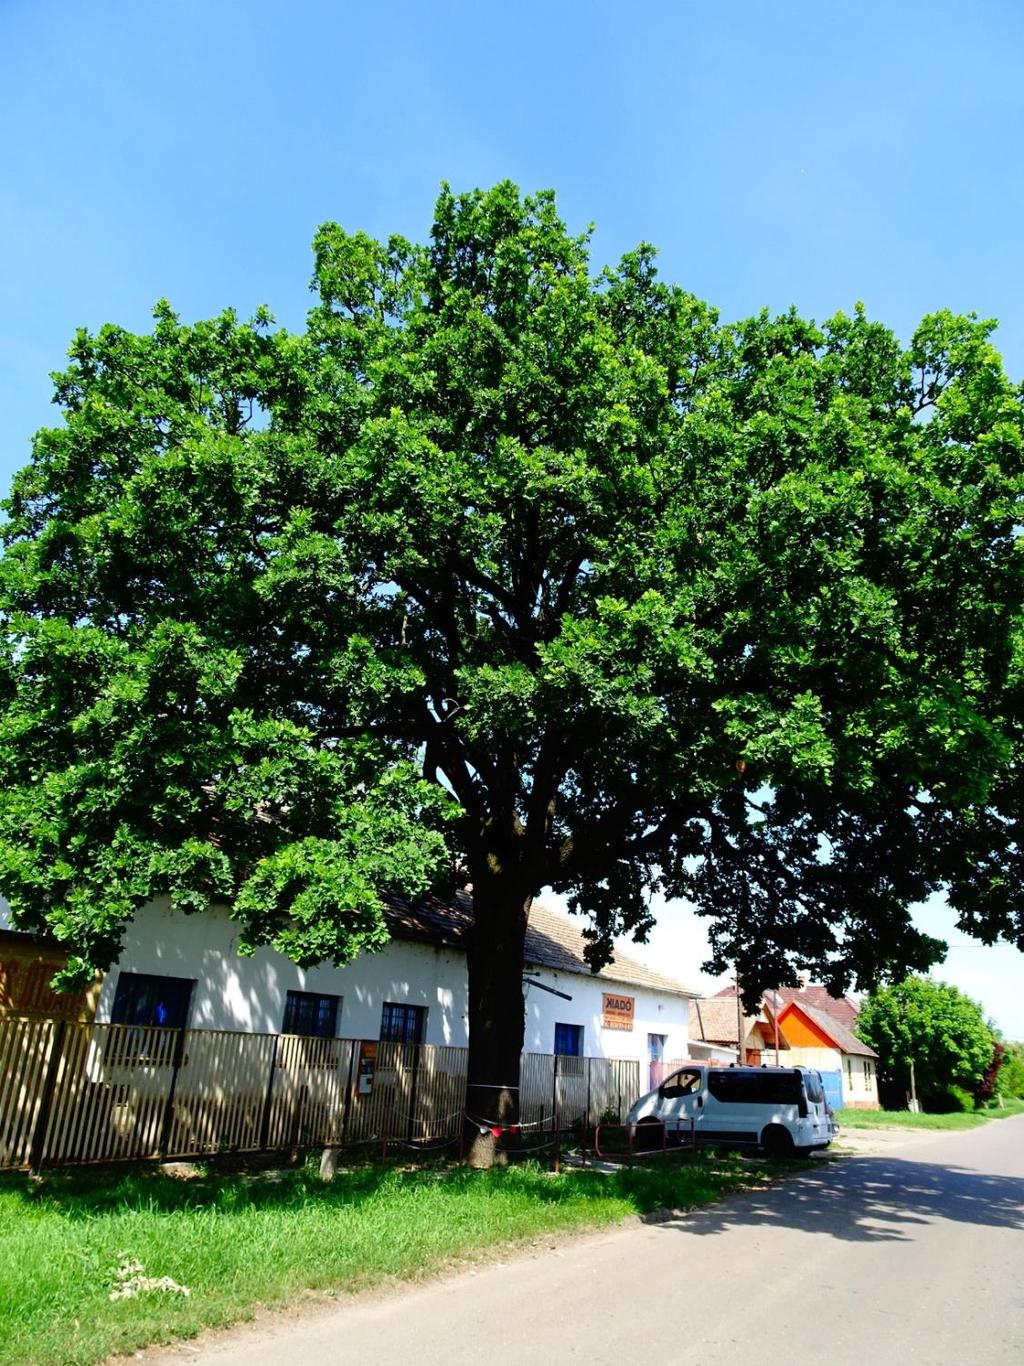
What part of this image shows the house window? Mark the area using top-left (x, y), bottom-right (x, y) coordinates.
top-left (282, 990), bottom-right (340, 1039)
top-left (863, 1059), bottom-right (873, 1085)
top-left (107, 972), bottom-right (194, 1065)
top-left (380, 1001), bottom-right (426, 1045)
top-left (845, 1057), bottom-right (853, 1088)
top-left (111, 972), bottom-right (193, 1030)
top-left (554, 1022), bottom-right (583, 1057)
top-left (555, 1023), bottom-right (584, 1076)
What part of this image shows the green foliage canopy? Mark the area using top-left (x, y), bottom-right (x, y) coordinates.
top-left (997, 1041), bottom-right (1024, 1098)
top-left (1, 182), bottom-right (1023, 1022)
top-left (857, 977), bottom-right (996, 1106)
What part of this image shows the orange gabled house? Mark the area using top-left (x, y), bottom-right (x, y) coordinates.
top-left (775, 998), bottom-right (879, 1109)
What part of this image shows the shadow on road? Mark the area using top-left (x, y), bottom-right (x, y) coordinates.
top-left (649, 1152), bottom-right (1024, 1244)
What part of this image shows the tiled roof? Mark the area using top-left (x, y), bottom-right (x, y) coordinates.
top-left (775, 984), bottom-right (860, 1031)
top-left (385, 888), bottom-right (476, 948)
top-left (783, 999), bottom-right (877, 1058)
top-left (716, 981), bottom-right (862, 1032)
top-left (384, 892), bottom-right (695, 997)
top-left (689, 998), bottom-right (761, 1045)
top-left (525, 902), bottom-right (695, 996)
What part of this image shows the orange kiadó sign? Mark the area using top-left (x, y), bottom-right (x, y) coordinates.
top-left (602, 993), bottom-right (635, 1030)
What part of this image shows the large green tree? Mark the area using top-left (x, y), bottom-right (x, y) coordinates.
top-left (2, 183), bottom-right (1023, 1157)
top-left (857, 977), bottom-right (995, 1110)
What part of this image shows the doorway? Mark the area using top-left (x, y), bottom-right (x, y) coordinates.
top-left (648, 1033), bottom-right (667, 1092)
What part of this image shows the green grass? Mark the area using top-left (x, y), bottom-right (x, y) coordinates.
top-left (836, 1099), bottom-right (1024, 1131)
top-left (0, 1152), bottom-right (762, 1366)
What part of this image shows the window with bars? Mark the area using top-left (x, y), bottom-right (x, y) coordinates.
top-left (107, 972), bottom-right (194, 1065)
top-left (554, 1022), bottom-right (583, 1057)
top-left (110, 972), bottom-right (193, 1030)
top-left (554, 1022), bottom-right (584, 1075)
top-left (380, 1001), bottom-right (426, 1045)
top-left (282, 990), bottom-right (340, 1039)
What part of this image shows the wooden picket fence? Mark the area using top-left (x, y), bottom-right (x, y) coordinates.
top-left (0, 1015), bottom-right (640, 1170)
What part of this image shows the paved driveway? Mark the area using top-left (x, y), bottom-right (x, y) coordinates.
top-left (145, 1116), bottom-right (1024, 1366)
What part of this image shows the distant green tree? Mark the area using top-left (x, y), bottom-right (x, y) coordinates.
top-left (858, 978), bottom-right (995, 1110)
top-left (2, 182), bottom-right (1024, 1161)
top-left (997, 1041), bottom-right (1024, 1099)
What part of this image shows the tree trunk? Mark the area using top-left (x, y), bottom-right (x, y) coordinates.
top-left (463, 863), bottom-right (532, 1168)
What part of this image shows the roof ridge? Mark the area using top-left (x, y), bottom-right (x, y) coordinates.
top-left (781, 997), bottom-right (876, 1057)
top-left (525, 901), bottom-right (696, 996)
top-left (383, 892), bottom-right (695, 997)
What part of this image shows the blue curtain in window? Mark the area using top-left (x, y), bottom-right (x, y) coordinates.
top-left (110, 973), bottom-right (193, 1030)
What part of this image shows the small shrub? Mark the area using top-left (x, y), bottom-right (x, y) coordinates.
top-left (926, 1084), bottom-right (976, 1114)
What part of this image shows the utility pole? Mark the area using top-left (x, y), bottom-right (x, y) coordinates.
top-left (773, 988), bottom-right (780, 1066)
top-left (735, 970), bottom-right (744, 1066)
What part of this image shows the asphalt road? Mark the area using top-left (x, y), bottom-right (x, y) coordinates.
top-left (147, 1117), bottom-right (1024, 1366)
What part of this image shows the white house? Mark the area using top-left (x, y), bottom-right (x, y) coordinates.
top-left (0, 891), bottom-right (712, 1167)
top-left (7, 892), bottom-right (698, 1079)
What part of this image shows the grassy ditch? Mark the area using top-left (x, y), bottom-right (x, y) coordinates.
top-left (836, 1100), bottom-right (1024, 1131)
top-left (0, 1151), bottom-right (766, 1366)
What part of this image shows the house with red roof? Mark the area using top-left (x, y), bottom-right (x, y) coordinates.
top-left (775, 997), bottom-right (879, 1108)
top-left (687, 995), bottom-right (789, 1067)
top-left (715, 982), bottom-right (879, 1109)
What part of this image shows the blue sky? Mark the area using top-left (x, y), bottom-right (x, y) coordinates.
top-left (2, 1), bottom-right (1022, 1033)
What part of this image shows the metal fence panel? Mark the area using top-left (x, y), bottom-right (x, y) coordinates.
top-left (265, 1034), bottom-right (354, 1148)
top-left (167, 1029), bottom-right (278, 1156)
top-left (586, 1057), bottom-right (640, 1125)
top-left (0, 1020), bottom-right (645, 1168)
top-left (0, 1016), bottom-right (55, 1167)
top-left (517, 1051), bottom-right (555, 1128)
top-left (41, 1022), bottom-right (179, 1164)
top-left (820, 1068), bottom-right (843, 1112)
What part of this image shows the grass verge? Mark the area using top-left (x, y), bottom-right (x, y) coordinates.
top-left (836, 1099), bottom-right (1024, 1131)
top-left (0, 1152), bottom-right (764, 1366)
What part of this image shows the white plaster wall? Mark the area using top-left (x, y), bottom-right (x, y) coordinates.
top-left (522, 963), bottom-right (691, 1063)
top-left (781, 1045), bottom-right (841, 1075)
top-left (96, 900), bottom-right (693, 1060)
top-left (842, 1053), bottom-right (880, 1107)
top-left (97, 900), bottom-right (471, 1046)
top-left (784, 1044), bottom-right (880, 1107)
top-left (686, 1041), bottom-right (738, 1065)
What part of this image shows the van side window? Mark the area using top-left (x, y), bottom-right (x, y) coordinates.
top-left (661, 1068), bottom-right (701, 1098)
top-left (708, 1071), bottom-right (757, 1104)
top-left (707, 1070), bottom-right (803, 1105)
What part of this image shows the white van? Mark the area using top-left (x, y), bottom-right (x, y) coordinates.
top-left (627, 1064), bottom-right (837, 1156)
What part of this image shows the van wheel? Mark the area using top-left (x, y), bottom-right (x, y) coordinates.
top-left (634, 1117), bottom-right (664, 1148)
top-left (761, 1125), bottom-right (794, 1157)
